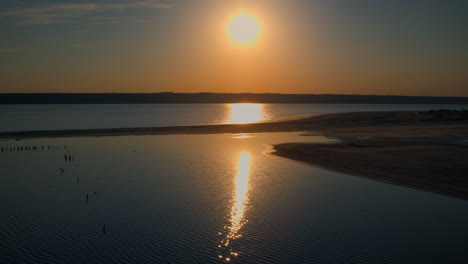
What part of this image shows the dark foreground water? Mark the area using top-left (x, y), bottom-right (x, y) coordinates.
top-left (1, 133), bottom-right (468, 263)
top-left (1, 103), bottom-right (467, 132)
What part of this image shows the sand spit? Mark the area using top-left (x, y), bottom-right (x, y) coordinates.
top-left (1, 111), bottom-right (468, 140)
top-left (272, 141), bottom-right (468, 199)
top-left (2, 111), bottom-right (468, 198)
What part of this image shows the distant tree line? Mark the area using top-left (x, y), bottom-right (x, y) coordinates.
top-left (2, 93), bottom-right (468, 104)
top-left (425, 109), bottom-right (468, 113)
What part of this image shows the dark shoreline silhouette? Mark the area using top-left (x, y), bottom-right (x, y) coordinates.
top-left (2, 93), bottom-right (468, 104)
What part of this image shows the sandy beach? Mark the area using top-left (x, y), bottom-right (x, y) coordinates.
top-left (2, 110), bottom-right (468, 198)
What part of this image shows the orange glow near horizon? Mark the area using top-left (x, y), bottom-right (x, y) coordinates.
top-left (3, 1), bottom-right (468, 97)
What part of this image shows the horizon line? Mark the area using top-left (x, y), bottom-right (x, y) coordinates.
top-left (2, 92), bottom-right (468, 98)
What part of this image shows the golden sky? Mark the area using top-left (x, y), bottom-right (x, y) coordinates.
top-left (0, 0), bottom-right (467, 96)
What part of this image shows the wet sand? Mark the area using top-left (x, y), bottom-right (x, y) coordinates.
top-left (273, 111), bottom-right (468, 198)
top-left (273, 142), bottom-right (468, 199)
top-left (272, 111), bottom-right (468, 199)
top-left (2, 111), bottom-right (468, 198)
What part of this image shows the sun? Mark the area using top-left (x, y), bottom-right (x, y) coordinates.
top-left (227, 13), bottom-right (261, 47)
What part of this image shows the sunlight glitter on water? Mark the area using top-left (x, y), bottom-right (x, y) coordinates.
top-left (218, 152), bottom-right (252, 262)
top-left (227, 104), bottom-right (270, 124)
top-left (2, 133), bottom-right (468, 264)
top-left (231, 133), bottom-right (252, 139)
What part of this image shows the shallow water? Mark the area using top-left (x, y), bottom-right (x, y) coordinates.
top-left (1, 133), bottom-right (468, 263)
top-left (1, 103), bottom-right (466, 132)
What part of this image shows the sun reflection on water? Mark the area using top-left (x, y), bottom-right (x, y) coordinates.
top-left (218, 152), bottom-right (252, 262)
top-left (227, 104), bottom-right (268, 124)
top-left (231, 133), bottom-right (252, 139)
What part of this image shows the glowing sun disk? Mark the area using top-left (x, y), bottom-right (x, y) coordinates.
top-left (227, 13), bottom-right (261, 46)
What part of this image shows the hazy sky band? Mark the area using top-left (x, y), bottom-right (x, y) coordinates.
top-left (1, 0), bottom-right (467, 96)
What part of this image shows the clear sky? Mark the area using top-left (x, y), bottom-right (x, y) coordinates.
top-left (1, 0), bottom-right (467, 96)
